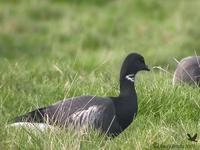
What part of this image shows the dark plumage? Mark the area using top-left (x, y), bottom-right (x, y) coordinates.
top-left (173, 56), bottom-right (200, 86)
top-left (14, 53), bottom-right (150, 137)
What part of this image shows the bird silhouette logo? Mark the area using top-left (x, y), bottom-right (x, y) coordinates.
top-left (187, 133), bottom-right (198, 142)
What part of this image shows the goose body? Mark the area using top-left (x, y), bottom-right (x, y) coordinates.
top-left (14, 53), bottom-right (149, 137)
top-left (173, 56), bottom-right (200, 86)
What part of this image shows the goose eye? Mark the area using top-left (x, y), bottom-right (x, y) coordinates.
top-left (140, 59), bottom-right (145, 63)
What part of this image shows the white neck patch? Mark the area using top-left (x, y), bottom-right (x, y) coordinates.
top-left (126, 74), bottom-right (135, 82)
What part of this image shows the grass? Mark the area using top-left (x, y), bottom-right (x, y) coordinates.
top-left (0, 0), bottom-right (200, 149)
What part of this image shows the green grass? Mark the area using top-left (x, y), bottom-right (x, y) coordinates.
top-left (0, 0), bottom-right (200, 149)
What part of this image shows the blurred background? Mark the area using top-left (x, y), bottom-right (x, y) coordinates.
top-left (0, 0), bottom-right (200, 69)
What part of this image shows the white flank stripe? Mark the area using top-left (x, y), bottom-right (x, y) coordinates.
top-left (71, 106), bottom-right (99, 128)
top-left (9, 122), bottom-right (56, 132)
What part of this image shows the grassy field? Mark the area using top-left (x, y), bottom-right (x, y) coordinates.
top-left (0, 0), bottom-right (200, 149)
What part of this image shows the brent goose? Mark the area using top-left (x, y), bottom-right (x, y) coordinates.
top-left (173, 56), bottom-right (200, 86)
top-left (13, 53), bottom-right (150, 137)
